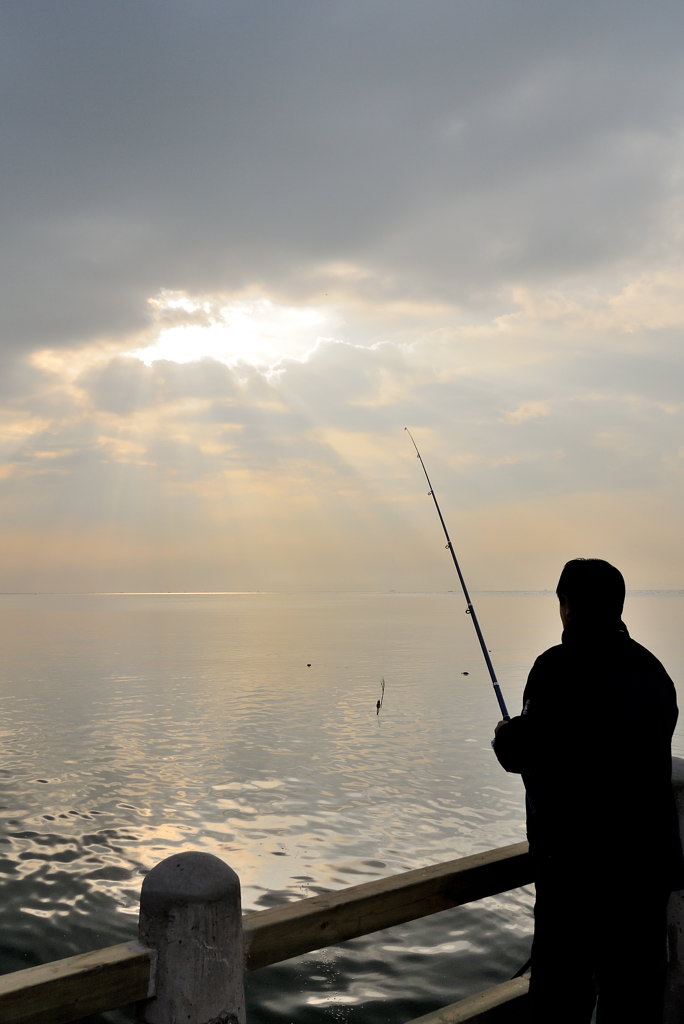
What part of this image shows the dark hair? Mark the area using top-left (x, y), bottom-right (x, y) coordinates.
top-left (556, 558), bottom-right (625, 623)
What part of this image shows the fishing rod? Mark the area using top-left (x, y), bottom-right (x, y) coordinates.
top-left (405, 427), bottom-right (510, 721)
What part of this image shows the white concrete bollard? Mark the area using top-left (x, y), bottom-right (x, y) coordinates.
top-left (665, 755), bottom-right (684, 1024)
top-left (137, 851), bottom-right (246, 1024)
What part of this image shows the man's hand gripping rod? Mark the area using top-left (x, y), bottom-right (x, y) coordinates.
top-left (405, 428), bottom-right (510, 721)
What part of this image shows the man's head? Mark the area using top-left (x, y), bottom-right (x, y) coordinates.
top-left (556, 558), bottom-right (625, 627)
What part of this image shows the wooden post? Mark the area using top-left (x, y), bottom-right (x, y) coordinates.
top-left (665, 755), bottom-right (684, 1024)
top-left (137, 851), bottom-right (245, 1024)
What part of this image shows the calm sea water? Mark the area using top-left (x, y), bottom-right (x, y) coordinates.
top-left (1, 591), bottom-right (683, 1023)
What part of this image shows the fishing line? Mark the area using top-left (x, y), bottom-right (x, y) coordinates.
top-left (405, 427), bottom-right (510, 721)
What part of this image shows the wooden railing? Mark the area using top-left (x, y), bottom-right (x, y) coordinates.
top-left (0, 842), bottom-right (534, 1024)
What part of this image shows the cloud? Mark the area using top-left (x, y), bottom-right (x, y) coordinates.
top-left (2, 1), bottom-right (683, 354)
top-left (503, 401), bottom-right (552, 424)
top-left (1, 1), bottom-right (684, 590)
top-left (78, 356), bottom-right (245, 415)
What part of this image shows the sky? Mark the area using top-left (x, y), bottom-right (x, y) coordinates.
top-left (2, 0), bottom-right (684, 593)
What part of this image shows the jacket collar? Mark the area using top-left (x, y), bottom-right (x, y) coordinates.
top-left (561, 619), bottom-right (629, 646)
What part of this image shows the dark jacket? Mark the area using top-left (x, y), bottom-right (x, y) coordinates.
top-left (493, 621), bottom-right (683, 887)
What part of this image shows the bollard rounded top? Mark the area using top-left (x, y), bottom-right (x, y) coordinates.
top-left (140, 851), bottom-right (240, 915)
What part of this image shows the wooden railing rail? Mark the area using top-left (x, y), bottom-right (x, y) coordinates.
top-left (406, 974), bottom-right (530, 1024)
top-left (0, 942), bottom-right (153, 1024)
top-left (0, 842), bottom-right (533, 1024)
top-left (244, 841), bottom-right (533, 970)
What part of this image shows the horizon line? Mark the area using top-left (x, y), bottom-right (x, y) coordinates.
top-left (0, 588), bottom-right (682, 597)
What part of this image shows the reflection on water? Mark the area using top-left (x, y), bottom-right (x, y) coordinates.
top-left (0, 591), bottom-right (681, 1022)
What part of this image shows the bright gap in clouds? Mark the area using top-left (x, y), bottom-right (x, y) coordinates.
top-left (130, 292), bottom-right (338, 370)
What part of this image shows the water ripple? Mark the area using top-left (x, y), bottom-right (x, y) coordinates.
top-left (0, 593), bottom-right (545, 1022)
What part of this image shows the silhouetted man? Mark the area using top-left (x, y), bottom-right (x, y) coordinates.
top-left (493, 558), bottom-right (682, 1023)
